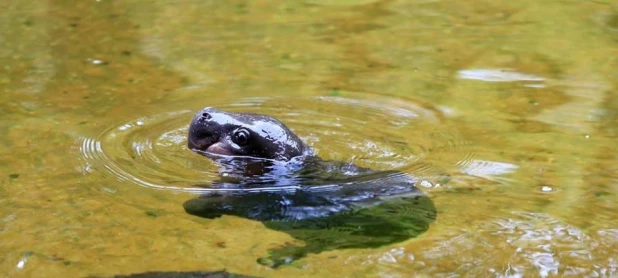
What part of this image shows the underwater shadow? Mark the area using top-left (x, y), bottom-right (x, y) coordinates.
top-left (183, 171), bottom-right (436, 267)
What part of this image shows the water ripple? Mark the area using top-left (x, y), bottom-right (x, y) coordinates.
top-left (76, 96), bottom-right (472, 194)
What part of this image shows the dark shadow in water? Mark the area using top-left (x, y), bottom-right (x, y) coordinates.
top-left (182, 160), bottom-right (437, 267)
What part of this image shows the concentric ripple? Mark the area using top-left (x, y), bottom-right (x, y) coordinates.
top-left (78, 95), bottom-right (473, 194)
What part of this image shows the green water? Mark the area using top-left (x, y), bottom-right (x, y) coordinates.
top-left (1, 0), bottom-right (617, 277)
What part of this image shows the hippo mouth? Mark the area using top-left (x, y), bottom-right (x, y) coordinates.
top-left (188, 138), bottom-right (234, 156)
top-left (203, 142), bottom-right (234, 156)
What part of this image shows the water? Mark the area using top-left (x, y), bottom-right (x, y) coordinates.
top-left (1, 0), bottom-right (617, 277)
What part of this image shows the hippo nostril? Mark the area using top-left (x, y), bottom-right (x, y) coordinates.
top-left (199, 112), bottom-right (212, 121)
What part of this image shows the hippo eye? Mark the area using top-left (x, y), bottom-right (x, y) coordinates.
top-left (232, 128), bottom-right (250, 146)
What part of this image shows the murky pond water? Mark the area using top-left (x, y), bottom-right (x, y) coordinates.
top-left (1, 0), bottom-right (617, 277)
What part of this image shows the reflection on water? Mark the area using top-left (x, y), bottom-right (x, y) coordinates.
top-left (343, 213), bottom-right (618, 277)
top-left (458, 68), bottom-right (545, 83)
top-left (459, 159), bottom-right (519, 182)
top-left (0, 0), bottom-right (617, 277)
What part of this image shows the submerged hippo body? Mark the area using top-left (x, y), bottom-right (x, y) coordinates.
top-left (184, 107), bottom-right (436, 267)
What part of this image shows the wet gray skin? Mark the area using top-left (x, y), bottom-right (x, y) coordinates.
top-left (184, 107), bottom-right (436, 268)
top-left (187, 107), bottom-right (312, 161)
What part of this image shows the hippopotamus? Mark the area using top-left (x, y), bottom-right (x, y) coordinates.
top-left (183, 107), bottom-right (436, 267)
